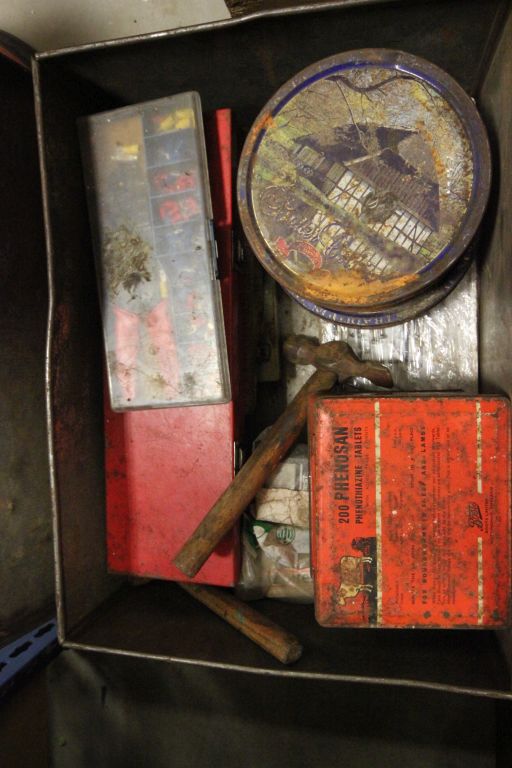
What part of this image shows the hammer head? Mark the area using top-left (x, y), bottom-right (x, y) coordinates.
top-left (283, 334), bottom-right (393, 389)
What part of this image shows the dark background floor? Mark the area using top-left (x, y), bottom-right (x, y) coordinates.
top-left (2, 649), bottom-right (512, 767)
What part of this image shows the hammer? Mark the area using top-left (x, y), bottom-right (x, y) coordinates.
top-left (179, 583), bottom-right (302, 664)
top-left (174, 335), bottom-right (393, 578)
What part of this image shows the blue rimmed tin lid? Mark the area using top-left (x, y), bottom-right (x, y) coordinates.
top-left (237, 49), bottom-right (490, 311)
top-left (288, 242), bottom-right (474, 328)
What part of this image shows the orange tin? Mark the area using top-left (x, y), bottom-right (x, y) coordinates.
top-left (309, 395), bottom-right (511, 628)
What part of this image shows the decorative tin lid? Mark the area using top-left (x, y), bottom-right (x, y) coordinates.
top-left (288, 243), bottom-right (474, 328)
top-left (238, 50), bottom-right (490, 310)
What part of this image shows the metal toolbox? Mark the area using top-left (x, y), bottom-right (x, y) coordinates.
top-left (35, 0), bottom-right (512, 696)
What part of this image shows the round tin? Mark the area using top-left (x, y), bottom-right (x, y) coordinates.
top-left (238, 49), bottom-right (490, 311)
top-left (287, 242), bottom-right (474, 328)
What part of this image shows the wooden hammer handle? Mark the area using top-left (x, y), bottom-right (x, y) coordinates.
top-left (179, 583), bottom-right (303, 665)
top-left (173, 368), bottom-right (336, 578)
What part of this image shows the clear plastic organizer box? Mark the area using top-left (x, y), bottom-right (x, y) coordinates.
top-left (79, 92), bottom-right (231, 410)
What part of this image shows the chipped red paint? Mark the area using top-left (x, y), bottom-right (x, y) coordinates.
top-left (309, 395), bottom-right (511, 628)
top-left (294, 240), bottom-right (323, 269)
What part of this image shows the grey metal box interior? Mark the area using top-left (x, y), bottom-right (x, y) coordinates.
top-left (34, 0), bottom-right (512, 696)
top-left (0, 52), bottom-right (53, 645)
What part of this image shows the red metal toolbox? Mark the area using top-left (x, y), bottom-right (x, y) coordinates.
top-left (105, 109), bottom-right (240, 585)
top-left (309, 395), bottom-right (511, 628)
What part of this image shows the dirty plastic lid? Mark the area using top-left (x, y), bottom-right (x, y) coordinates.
top-left (238, 49), bottom-right (490, 311)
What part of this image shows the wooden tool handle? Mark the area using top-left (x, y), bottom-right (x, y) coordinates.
top-left (179, 583), bottom-right (303, 665)
top-left (173, 368), bottom-right (336, 578)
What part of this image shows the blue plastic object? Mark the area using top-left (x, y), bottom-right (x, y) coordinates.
top-left (0, 619), bottom-right (57, 694)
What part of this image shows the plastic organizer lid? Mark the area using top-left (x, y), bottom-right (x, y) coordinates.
top-left (79, 92), bottom-right (231, 411)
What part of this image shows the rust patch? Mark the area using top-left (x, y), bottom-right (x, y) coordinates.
top-left (310, 395), bottom-right (511, 628)
top-left (238, 50), bottom-right (485, 312)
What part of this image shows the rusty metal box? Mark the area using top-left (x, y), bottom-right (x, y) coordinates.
top-left (34, 0), bottom-right (512, 698)
top-left (309, 395), bottom-right (511, 628)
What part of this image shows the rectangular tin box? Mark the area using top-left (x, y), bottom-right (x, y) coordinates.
top-left (35, 0), bottom-right (512, 697)
top-left (309, 395), bottom-right (511, 628)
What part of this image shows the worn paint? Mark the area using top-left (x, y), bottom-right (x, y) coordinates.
top-left (238, 49), bottom-right (490, 312)
top-left (179, 582), bottom-right (303, 664)
top-left (288, 239), bottom-right (474, 328)
top-left (174, 337), bottom-right (391, 579)
top-left (309, 395), bottom-right (511, 628)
